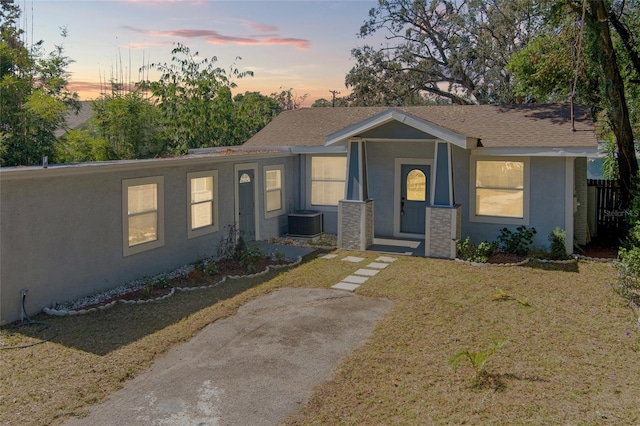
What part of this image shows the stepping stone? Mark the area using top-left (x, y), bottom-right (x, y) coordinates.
top-left (376, 256), bottom-right (397, 263)
top-left (354, 268), bottom-right (379, 277)
top-left (367, 262), bottom-right (389, 269)
top-left (342, 275), bottom-right (368, 284)
top-left (319, 254), bottom-right (338, 259)
top-left (342, 256), bottom-right (365, 263)
top-left (332, 282), bottom-right (360, 292)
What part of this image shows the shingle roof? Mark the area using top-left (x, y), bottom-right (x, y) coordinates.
top-left (243, 104), bottom-right (597, 149)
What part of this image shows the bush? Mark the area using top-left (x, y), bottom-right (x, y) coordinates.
top-left (240, 244), bottom-right (265, 274)
top-left (548, 227), bottom-right (568, 260)
top-left (497, 226), bottom-right (537, 256)
top-left (615, 223), bottom-right (640, 299)
top-left (456, 237), bottom-right (496, 263)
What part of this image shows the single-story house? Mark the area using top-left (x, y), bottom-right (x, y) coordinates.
top-left (0, 103), bottom-right (597, 324)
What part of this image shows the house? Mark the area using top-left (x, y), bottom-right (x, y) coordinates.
top-left (242, 103), bottom-right (597, 257)
top-left (0, 103), bottom-right (597, 324)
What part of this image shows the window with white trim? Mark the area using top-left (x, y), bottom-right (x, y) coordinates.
top-left (471, 158), bottom-right (529, 224)
top-left (188, 170), bottom-right (219, 238)
top-left (123, 176), bottom-right (164, 256)
top-left (264, 165), bottom-right (285, 218)
top-left (310, 156), bottom-right (347, 206)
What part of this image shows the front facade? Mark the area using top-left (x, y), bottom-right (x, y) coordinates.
top-left (0, 104), bottom-right (597, 324)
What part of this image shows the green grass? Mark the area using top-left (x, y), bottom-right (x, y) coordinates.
top-left (2, 251), bottom-right (639, 425)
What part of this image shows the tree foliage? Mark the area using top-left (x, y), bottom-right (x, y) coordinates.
top-left (0, 0), bottom-right (79, 166)
top-left (139, 44), bottom-right (254, 153)
top-left (346, 0), bottom-right (550, 106)
top-left (91, 91), bottom-right (165, 159)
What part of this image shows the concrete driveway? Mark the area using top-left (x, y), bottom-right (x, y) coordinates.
top-left (63, 287), bottom-right (392, 425)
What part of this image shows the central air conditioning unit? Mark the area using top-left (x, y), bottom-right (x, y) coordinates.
top-left (288, 210), bottom-right (323, 237)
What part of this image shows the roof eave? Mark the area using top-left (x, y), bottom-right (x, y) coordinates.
top-left (324, 108), bottom-right (471, 149)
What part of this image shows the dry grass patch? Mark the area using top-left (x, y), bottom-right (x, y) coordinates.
top-left (2, 252), bottom-right (638, 425)
top-left (286, 258), bottom-right (640, 424)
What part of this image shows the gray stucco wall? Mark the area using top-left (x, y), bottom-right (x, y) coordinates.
top-left (0, 153), bottom-right (295, 324)
top-left (453, 147), bottom-right (571, 249)
top-left (366, 141), bottom-right (436, 236)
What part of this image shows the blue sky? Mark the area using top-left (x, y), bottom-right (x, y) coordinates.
top-left (25, 0), bottom-right (380, 106)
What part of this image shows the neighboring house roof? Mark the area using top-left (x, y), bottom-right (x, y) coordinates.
top-left (54, 101), bottom-right (93, 138)
top-left (243, 104), bottom-right (597, 150)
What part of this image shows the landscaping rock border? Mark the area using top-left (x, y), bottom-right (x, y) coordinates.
top-left (43, 256), bottom-right (302, 317)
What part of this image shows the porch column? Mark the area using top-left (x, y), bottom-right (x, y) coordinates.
top-left (338, 140), bottom-right (374, 250)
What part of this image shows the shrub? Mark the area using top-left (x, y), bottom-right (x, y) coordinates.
top-left (240, 244), bottom-right (265, 274)
top-left (615, 222), bottom-right (640, 299)
top-left (497, 226), bottom-right (537, 256)
top-left (456, 237), bottom-right (496, 263)
top-left (548, 227), bottom-right (568, 260)
top-left (216, 224), bottom-right (248, 262)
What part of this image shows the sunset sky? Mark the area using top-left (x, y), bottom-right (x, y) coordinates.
top-left (22, 0), bottom-right (381, 106)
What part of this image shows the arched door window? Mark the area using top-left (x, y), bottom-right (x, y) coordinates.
top-left (239, 173), bottom-right (251, 184)
top-left (406, 169), bottom-right (426, 201)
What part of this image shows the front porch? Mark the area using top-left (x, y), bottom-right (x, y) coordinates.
top-left (329, 109), bottom-right (466, 259)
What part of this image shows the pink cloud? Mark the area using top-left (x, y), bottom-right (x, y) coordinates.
top-left (122, 25), bottom-right (310, 50)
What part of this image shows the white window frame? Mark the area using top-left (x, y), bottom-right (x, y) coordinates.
top-left (122, 176), bottom-right (165, 256)
top-left (187, 170), bottom-right (219, 239)
top-left (469, 156), bottom-right (530, 225)
top-left (307, 155), bottom-right (347, 210)
top-left (264, 164), bottom-right (285, 219)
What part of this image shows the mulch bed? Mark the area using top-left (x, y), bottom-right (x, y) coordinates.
top-left (80, 286), bottom-right (174, 310)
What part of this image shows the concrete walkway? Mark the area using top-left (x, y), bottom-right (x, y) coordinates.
top-left (63, 288), bottom-right (391, 426)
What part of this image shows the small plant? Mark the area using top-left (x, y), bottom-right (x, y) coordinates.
top-left (548, 227), bottom-right (568, 260)
top-left (217, 224), bottom-right (248, 261)
top-left (272, 249), bottom-right (287, 264)
top-left (449, 339), bottom-right (509, 387)
top-left (492, 288), bottom-right (531, 307)
top-left (142, 280), bottom-right (154, 297)
top-left (194, 259), bottom-right (219, 277)
top-left (240, 244), bottom-right (265, 274)
top-left (156, 275), bottom-right (170, 289)
top-left (456, 237), bottom-right (496, 263)
top-left (497, 226), bottom-right (537, 256)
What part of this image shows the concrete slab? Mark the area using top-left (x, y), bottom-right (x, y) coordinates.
top-left (375, 256), bottom-right (397, 263)
top-left (63, 288), bottom-right (391, 426)
top-left (255, 242), bottom-right (315, 260)
top-left (331, 282), bottom-right (360, 292)
top-left (342, 256), bottom-right (365, 263)
top-left (342, 275), bottom-right (369, 284)
top-left (354, 268), bottom-right (379, 277)
top-left (367, 262), bottom-right (389, 269)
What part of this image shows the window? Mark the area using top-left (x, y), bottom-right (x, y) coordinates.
top-left (311, 156), bottom-right (347, 206)
top-left (188, 170), bottom-right (219, 238)
top-left (406, 169), bottom-right (427, 201)
top-left (264, 165), bottom-right (285, 218)
top-left (122, 176), bottom-right (164, 256)
top-left (471, 158), bottom-right (529, 224)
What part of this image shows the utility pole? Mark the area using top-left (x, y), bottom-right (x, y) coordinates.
top-left (329, 90), bottom-right (341, 107)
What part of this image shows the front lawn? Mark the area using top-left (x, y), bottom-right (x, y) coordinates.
top-left (1, 252), bottom-right (637, 425)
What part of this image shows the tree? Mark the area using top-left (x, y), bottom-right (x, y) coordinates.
top-left (346, 0), bottom-right (551, 106)
top-left (0, 0), bottom-right (79, 166)
top-left (54, 129), bottom-right (116, 163)
top-left (269, 87), bottom-right (308, 110)
top-left (508, 0), bottom-right (639, 205)
top-left (232, 91), bottom-right (280, 141)
top-left (91, 90), bottom-right (166, 159)
top-left (139, 44), bottom-right (253, 153)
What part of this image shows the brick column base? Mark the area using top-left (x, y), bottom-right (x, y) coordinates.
top-left (338, 200), bottom-right (374, 251)
top-left (425, 205), bottom-right (461, 259)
